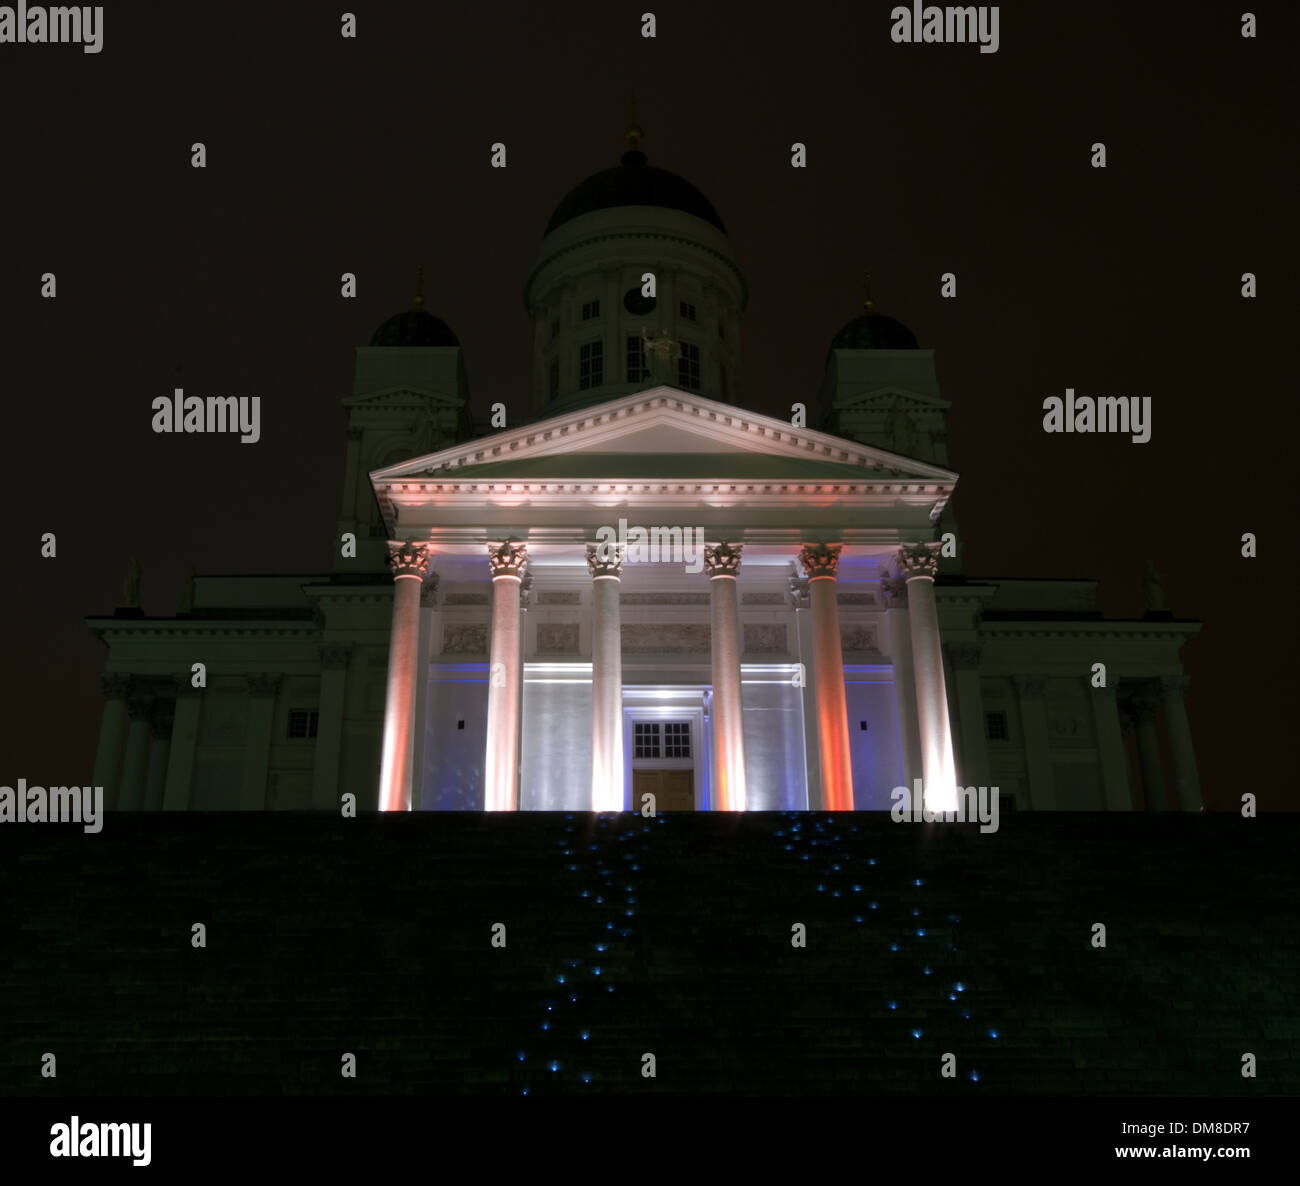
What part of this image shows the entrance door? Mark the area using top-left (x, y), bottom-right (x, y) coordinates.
top-left (632, 769), bottom-right (695, 812)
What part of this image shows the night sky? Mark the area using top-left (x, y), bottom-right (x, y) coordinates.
top-left (2, 1), bottom-right (1294, 809)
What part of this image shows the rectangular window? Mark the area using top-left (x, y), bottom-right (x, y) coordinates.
top-left (582, 299), bottom-right (600, 320)
top-left (288, 709), bottom-right (319, 740)
top-left (679, 300), bottom-right (696, 322)
top-left (549, 357), bottom-right (559, 400)
top-left (677, 341), bottom-right (700, 391)
top-left (634, 722), bottom-right (661, 759)
top-left (663, 722), bottom-right (691, 758)
top-left (579, 340), bottom-right (603, 389)
top-left (626, 336), bottom-right (649, 382)
top-left (985, 710), bottom-right (1009, 741)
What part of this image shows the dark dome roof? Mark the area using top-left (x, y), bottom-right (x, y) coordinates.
top-left (545, 148), bottom-right (726, 235)
top-left (370, 307), bottom-right (459, 347)
top-left (829, 311), bottom-right (919, 351)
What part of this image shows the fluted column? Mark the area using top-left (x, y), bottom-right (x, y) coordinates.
top-left (705, 542), bottom-right (748, 811)
top-left (789, 575), bottom-right (821, 805)
top-left (800, 543), bottom-right (853, 810)
top-left (312, 644), bottom-right (353, 810)
top-left (1127, 687), bottom-right (1167, 812)
top-left (92, 674), bottom-right (132, 807)
top-left (484, 540), bottom-right (527, 811)
top-left (118, 688), bottom-right (154, 811)
top-left (897, 543), bottom-right (957, 811)
top-left (163, 682), bottom-right (202, 810)
top-left (882, 572), bottom-right (923, 790)
top-left (378, 540), bottom-right (432, 812)
top-left (949, 644), bottom-right (990, 789)
top-left (1090, 683), bottom-right (1133, 810)
top-left (1013, 675), bottom-right (1052, 809)
top-left (588, 542), bottom-right (625, 811)
top-left (1159, 675), bottom-right (1202, 811)
top-left (143, 701), bottom-right (173, 811)
top-left (240, 674), bottom-right (281, 810)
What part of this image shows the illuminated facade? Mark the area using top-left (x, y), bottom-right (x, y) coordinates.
top-left (87, 131), bottom-right (1203, 812)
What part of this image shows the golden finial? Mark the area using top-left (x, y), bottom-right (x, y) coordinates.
top-left (412, 265), bottom-right (425, 311)
top-left (863, 271), bottom-right (875, 315)
top-left (625, 92), bottom-right (643, 151)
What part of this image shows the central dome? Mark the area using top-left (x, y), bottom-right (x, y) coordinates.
top-left (544, 147), bottom-right (727, 236)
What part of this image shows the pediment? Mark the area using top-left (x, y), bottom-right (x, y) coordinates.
top-left (832, 386), bottom-right (951, 412)
top-left (344, 385), bottom-right (466, 410)
top-left (373, 387), bottom-right (956, 485)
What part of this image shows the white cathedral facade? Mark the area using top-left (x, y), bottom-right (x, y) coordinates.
top-left (88, 129), bottom-right (1203, 813)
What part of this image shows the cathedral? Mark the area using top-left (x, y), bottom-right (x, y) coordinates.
top-left (87, 125), bottom-right (1203, 814)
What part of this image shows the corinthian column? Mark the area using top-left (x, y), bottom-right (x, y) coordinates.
top-left (485, 540), bottom-right (527, 811)
top-left (897, 542), bottom-right (957, 811)
top-left (378, 540), bottom-right (432, 812)
top-left (588, 542), bottom-right (625, 811)
top-left (1126, 687), bottom-right (1167, 812)
top-left (799, 543), bottom-right (854, 810)
top-left (705, 542), bottom-right (748, 811)
top-left (1159, 675), bottom-right (1202, 811)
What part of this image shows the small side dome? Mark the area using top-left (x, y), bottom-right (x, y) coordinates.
top-left (829, 312), bottom-right (919, 351)
top-left (370, 308), bottom-right (459, 347)
top-left (369, 271), bottom-right (460, 346)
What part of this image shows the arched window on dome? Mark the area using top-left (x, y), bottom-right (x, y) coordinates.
top-left (678, 342), bottom-right (700, 392)
top-left (579, 341), bottom-right (603, 389)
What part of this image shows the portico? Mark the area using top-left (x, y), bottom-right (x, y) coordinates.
top-left (372, 387), bottom-right (960, 812)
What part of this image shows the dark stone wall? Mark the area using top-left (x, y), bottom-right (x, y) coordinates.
top-left (1, 812), bottom-right (1295, 1096)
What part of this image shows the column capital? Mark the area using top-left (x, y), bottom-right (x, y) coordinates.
top-left (126, 688), bottom-right (155, 720)
top-left (880, 569), bottom-right (909, 607)
top-left (487, 540), bottom-right (528, 581)
top-left (1122, 690), bottom-right (1159, 725)
top-left (346, 426), bottom-right (364, 441)
top-left (101, 672), bottom-right (133, 700)
top-left (419, 572), bottom-right (441, 608)
top-left (172, 677), bottom-right (204, 700)
top-left (149, 702), bottom-right (174, 740)
top-left (387, 540), bottom-right (432, 581)
top-left (798, 542), bottom-right (842, 581)
top-left (1013, 674), bottom-right (1047, 700)
top-left (896, 542), bottom-right (940, 582)
top-left (948, 643), bottom-right (983, 670)
top-left (704, 542), bottom-right (743, 579)
top-left (787, 575), bottom-right (810, 609)
top-left (1159, 674), bottom-right (1190, 699)
top-left (586, 541), bottom-right (626, 580)
top-left (246, 673), bottom-right (282, 697)
top-left (320, 644), bottom-right (353, 670)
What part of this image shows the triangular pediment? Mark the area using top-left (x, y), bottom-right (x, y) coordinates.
top-left (372, 387), bottom-right (956, 485)
top-left (344, 385), bottom-right (466, 410)
top-left (832, 386), bottom-right (951, 412)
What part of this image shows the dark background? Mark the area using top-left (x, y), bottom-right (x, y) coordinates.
top-left (1, 1), bottom-right (1295, 808)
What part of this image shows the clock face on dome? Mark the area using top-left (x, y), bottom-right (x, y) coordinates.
top-left (623, 287), bottom-right (657, 316)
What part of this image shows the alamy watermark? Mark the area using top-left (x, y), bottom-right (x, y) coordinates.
top-left (50, 1116), bottom-right (150, 1166)
top-left (152, 388), bottom-right (261, 444)
top-left (1043, 388), bottom-right (1151, 443)
top-left (0, 779), bottom-right (103, 832)
top-left (890, 778), bottom-right (1001, 833)
top-left (890, 4), bottom-right (999, 54)
top-left (594, 517), bottom-right (705, 574)
top-left (0, 5), bottom-right (103, 52)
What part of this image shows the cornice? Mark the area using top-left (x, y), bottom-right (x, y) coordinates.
top-left (87, 620), bottom-right (321, 641)
top-left (978, 622), bottom-right (1202, 641)
top-left (525, 229), bottom-right (748, 307)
